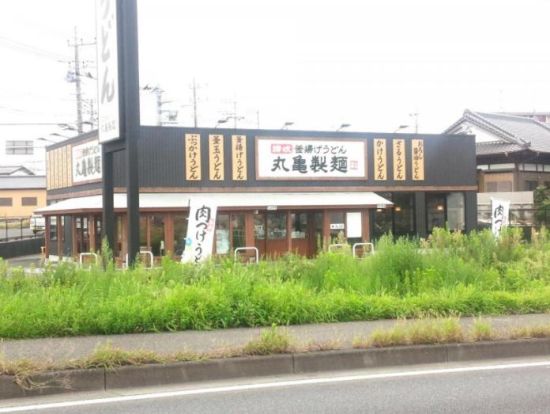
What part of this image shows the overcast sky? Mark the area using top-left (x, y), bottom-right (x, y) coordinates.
top-left (1, 0), bottom-right (549, 143)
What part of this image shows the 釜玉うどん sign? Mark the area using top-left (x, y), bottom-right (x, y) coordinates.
top-left (256, 137), bottom-right (366, 179)
top-left (72, 139), bottom-right (102, 183)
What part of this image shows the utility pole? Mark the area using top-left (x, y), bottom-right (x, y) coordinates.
top-left (68, 27), bottom-right (95, 134)
top-left (409, 112), bottom-right (419, 133)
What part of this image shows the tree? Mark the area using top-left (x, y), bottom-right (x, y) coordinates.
top-left (534, 185), bottom-right (550, 227)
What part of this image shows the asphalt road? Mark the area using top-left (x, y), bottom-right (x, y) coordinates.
top-left (2, 358), bottom-right (550, 414)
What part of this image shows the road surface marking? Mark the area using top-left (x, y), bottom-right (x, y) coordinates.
top-left (2, 359), bottom-right (550, 412)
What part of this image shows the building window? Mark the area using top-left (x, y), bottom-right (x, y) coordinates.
top-left (149, 215), bottom-right (165, 256)
top-left (21, 197), bottom-right (37, 206)
top-left (173, 214), bottom-right (188, 256)
top-left (0, 197), bottom-right (13, 206)
top-left (447, 193), bottom-right (465, 231)
top-left (49, 216), bottom-right (57, 241)
top-left (215, 214), bottom-right (230, 254)
top-left (525, 180), bottom-right (539, 191)
top-left (231, 214), bottom-right (245, 249)
top-left (522, 163), bottom-right (538, 172)
top-left (291, 213), bottom-right (308, 239)
top-left (486, 181), bottom-right (512, 192)
top-left (393, 193), bottom-right (415, 236)
top-left (426, 194), bottom-right (446, 232)
top-left (267, 212), bottom-right (287, 240)
top-left (6, 140), bottom-right (34, 155)
top-left (329, 211), bottom-right (345, 240)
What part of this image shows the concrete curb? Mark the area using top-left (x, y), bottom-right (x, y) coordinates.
top-left (2, 338), bottom-right (549, 400)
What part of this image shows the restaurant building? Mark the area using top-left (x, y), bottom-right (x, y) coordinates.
top-left (37, 127), bottom-right (477, 262)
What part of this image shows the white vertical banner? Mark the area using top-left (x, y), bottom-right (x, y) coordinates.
top-left (491, 198), bottom-right (510, 237)
top-left (181, 201), bottom-right (218, 263)
top-left (96, 0), bottom-right (120, 143)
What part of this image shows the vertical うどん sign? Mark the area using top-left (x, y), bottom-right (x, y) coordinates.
top-left (209, 134), bottom-right (224, 181)
top-left (256, 138), bottom-right (366, 179)
top-left (185, 134), bottom-right (202, 181)
top-left (96, 0), bottom-right (120, 143)
top-left (374, 139), bottom-right (387, 180)
top-left (393, 139), bottom-right (406, 180)
top-left (232, 135), bottom-right (247, 181)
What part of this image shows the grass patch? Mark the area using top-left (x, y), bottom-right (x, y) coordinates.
top-left (471, 319), bottom-right (495, 342)
top-left (242, 326), bottom-right (293, 355)
top-left (1, 228), bottom-right (550, 339)
top-left (363, 318), bottom-right (463, 348)
top-left (510, 325), bottom-right (550, 339)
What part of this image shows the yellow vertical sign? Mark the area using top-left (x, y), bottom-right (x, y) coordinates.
top-left (374, 139), bottom-right (387, 180)
top-left (412, 139), bottom-right (425, 180)
top-left (232, 135), bottom-right (247, 181)
top-left (393, 139), bottom-right (406, 181)
top-left (185, 134), bottom-right (201, 181)
top-left (209, 134), bottom-right (224, 181)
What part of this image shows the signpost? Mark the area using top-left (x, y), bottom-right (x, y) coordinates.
top-left (97, 0), bottom-right (140, 265)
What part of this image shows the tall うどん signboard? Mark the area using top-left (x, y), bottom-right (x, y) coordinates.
top-left (256, 137), bottom-right (367, 180)
top-left (96, 0), bottom-right (120, 143)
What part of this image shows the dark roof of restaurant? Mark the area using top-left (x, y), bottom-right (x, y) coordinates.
top-left (444, 109), bottom-right (550, 155)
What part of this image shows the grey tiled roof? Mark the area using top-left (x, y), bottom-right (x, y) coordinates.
top-left (0, 176), bottom-right (46, 189)
top-left (445, 110), bottom-right (550, 155)
top-left (475, 141), bottom-right (524, 156)
top-left (0, 166), bottom-right (35, 176)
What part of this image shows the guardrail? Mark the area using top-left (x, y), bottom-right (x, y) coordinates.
top-left (328, 243), bottom-right (347, 252)
top-left (79, 252), bottom-right (99, 268)
top-left (352, 242), bottom-right (375, 258)
top-left (124, 250), bottom-right (154, 269)
top-left (234, 247), bottom-right (259, 264)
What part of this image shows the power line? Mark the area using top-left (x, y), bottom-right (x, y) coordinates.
top-left (0, 35), bottom-right (70, 61)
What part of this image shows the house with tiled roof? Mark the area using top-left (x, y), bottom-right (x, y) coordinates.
top-left (445, 110), bottom-right (550, 227)
top-left (445, 110), bottom-right (550, 192)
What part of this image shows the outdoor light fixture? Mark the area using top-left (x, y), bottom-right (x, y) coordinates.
top-left (436, 205), bottom-right (444, 211)
top-left (336, 123), bottom-right (351, 131)
top-left (215, 118), bottom-right (229, 128)
top-left (282, 121), bottom-right (294, 130)
top-left (394, 206), bottom-right (402, 212)
top-left (393, 125), bottom-right (409, 133)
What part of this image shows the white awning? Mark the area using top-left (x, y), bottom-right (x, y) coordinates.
top-left (37, 192), bottom-right (392, 214)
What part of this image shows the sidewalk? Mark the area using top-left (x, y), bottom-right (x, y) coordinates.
top-left (2, 313), bottom-right (550, 364)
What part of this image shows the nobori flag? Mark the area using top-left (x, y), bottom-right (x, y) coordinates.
top-left (491, 198), bottom-right (510, 237)
top-left (181, 201), bottom-right (218, 264)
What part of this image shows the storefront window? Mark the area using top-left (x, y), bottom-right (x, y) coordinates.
top-left (49, 216), bottom-right (57, 241)
top-left (291, 213), bottom-right (308, 239)
top-left (139, 216), bottom-right (148, 249)
top-left (231, 214), bottom-right (245, 249)
top-left (216, 214), bottom-right (230, 254)
top-left (427, 194), bottom-right (446, 232)
top-left (173, 214), bottom-right (188, 256)
top-left (254, 214), bottom-right (265, 240)
top-left (267, 212), bottom-right (287, 240)
top-left (446, 192), bottom-right (465, 231)
top-left (95, 216), bottom-right (102, 251)
top-left (150, 215), bottom-right (165, 256)
top-left (393, 193), bottom-right (415, 236)
top-left (329, 211), bottom-right (345, 240)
